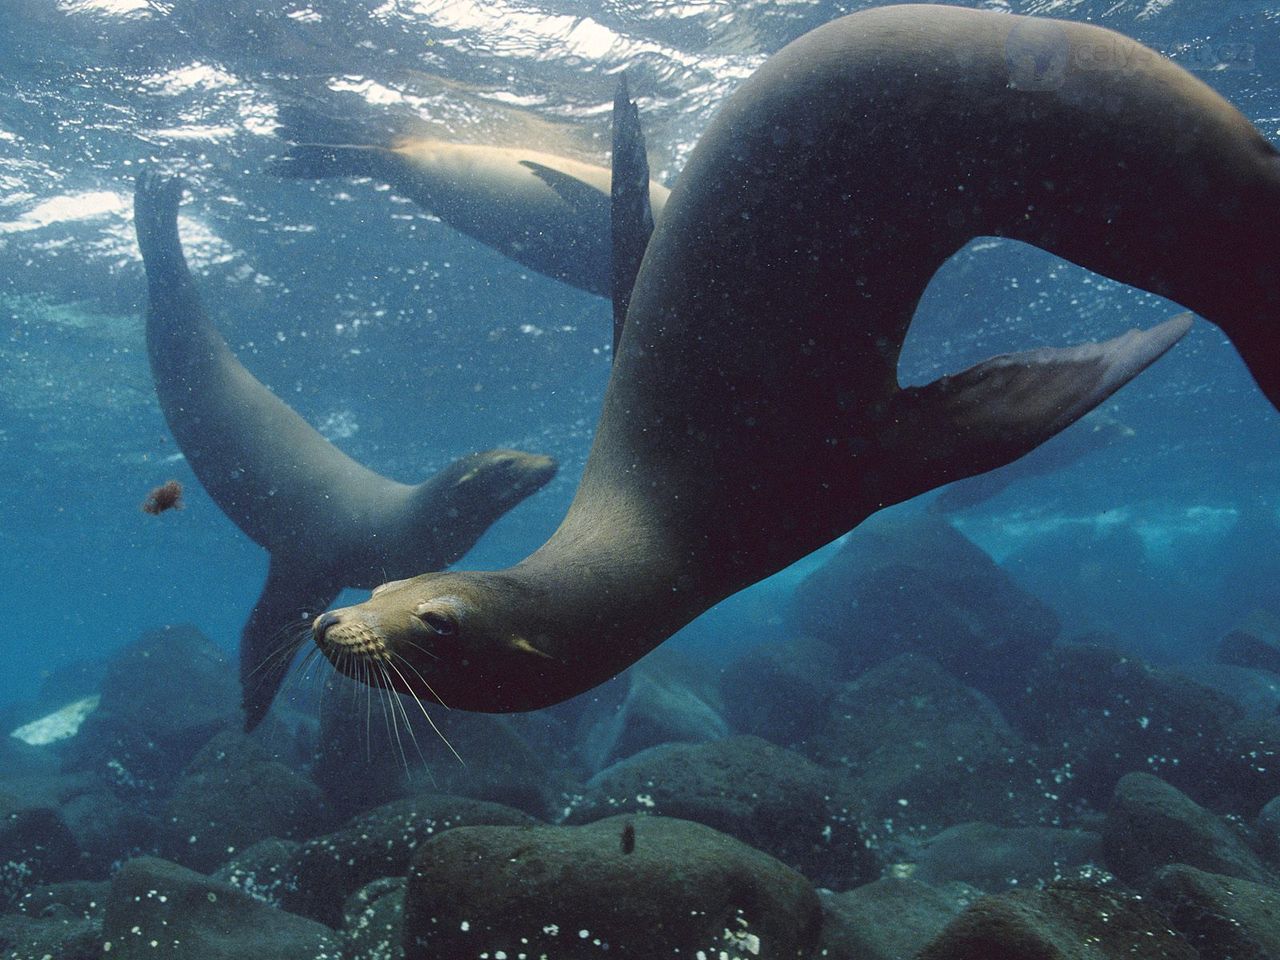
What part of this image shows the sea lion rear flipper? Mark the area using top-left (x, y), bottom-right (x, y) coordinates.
top-left (610, 72), bottom-right (656, 355)
top-left (241, 560), bottom-right (340, 732)
top-left (880, 313), bottom-right (1192, 492)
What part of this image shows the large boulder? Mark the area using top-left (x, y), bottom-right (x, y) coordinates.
top-left (101, 857), bottom-right (338, 959)
top-left (313, 676), bottom-right (565, 820)
top-left (566, 735), bottom-right (877, 890)
top-left (61, 624), bottom-right (239, 802)
top-left (340, 877), bottom-right (405, 960)
top-left (916, 882), bottom-right (1197, 959)
top-left (716, 638), bottom-right (840, 748)
top-left (403, 816), bottom-right (822, 959)
top-left (913, 822), bottom-right (1103, 891)
top-left (577, 657), bottom-right (729, 772)
top-left (793, 512), bottom-right (1057, 707)
top-left (0, 790), bottom-right (80, 905)
top-left (159, 731), bottom-right (327, 873)
top-left (1009, 642), bottom-right (1280, 814)
top-left (1150, 864), bottom-right (1280, 959)
top-left (284, 794), bottom-right (534, 927)
top-left (818, 877), bottom-right (979, 960)
top-left (1103, 772), bottom-right (1277, 889)
top-left (805, 655), bottom-right (1056, 832)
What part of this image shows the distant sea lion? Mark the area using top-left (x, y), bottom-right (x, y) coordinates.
top-left (133, 172), bottom-right (557, 729)
top-left (271, 120), bottom-right (671, 298)
top-left (312, 5), bottom-right (1280, 713)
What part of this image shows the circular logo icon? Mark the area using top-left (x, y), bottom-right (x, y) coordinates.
top-left (1005, 19), bottom-right (1071, 92)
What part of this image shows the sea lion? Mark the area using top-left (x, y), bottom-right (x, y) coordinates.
top-left (271, 119), bottom-right (671, 299)
top-left (311, 5), bottom-right (1280, 713)
top-left (133, 172), bottom-right (557, 729)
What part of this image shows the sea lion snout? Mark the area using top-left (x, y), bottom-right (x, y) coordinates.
top-left (311, 611), bottom-right (340, 644)
top-left (311, 609), bottom-right (391, 659)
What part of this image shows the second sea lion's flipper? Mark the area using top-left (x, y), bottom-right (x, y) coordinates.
top-left (610, 73), bottom-right (656, 356)
top-left (241, 560), bottom-right (341, 732)
top-left (877, 313), bottom-right (1192, 493)
top-left (517, 160), bottom-right (609, 214)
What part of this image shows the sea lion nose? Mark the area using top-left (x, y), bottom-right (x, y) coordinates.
top-left (312, 611), bottom-right (340, 643)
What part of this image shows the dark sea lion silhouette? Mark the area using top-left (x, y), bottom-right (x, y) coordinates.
top-left (270, 114), bottom-right (671, 299)
top-left (311, 5), bottom-right (1280, 713)
top-left (133, 172), bottom-right (556, 729)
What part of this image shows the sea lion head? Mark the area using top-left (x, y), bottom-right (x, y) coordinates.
top-left (311, 570), bottom-right (568, 712)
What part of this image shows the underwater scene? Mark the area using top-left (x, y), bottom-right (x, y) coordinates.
top-left (3, 0), bottom-right (1280, 956)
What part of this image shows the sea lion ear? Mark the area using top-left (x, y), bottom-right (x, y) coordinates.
top-left (511, 635), bottom-right (555, 660)
top-left (876, 312), bottom-right (1192, 492)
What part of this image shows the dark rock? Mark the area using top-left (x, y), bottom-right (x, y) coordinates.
top-left (1151, 864), bottom-right (1280, 960)
top-left (1218, 626), bottom-right (1280, 677)
top-left (917, 882), bottom-right (1197, 960)
top-left (284, 794), bottom-right (533, 927)
top-left (578, 657), bottom-right (728, 772)
top-left (1103, 772), bottom-right (1277, 888)
top-left (806, 656), bottom-right (1056, 833)
top-left (793, 512), bottom-right (1057, 708)
top-left (1010, 642), bottom-right (1280, 814)
top-left (60, 781), bottom-right (159, 876)
top-left (818, 877), bottom-right (979, 960)
top-left (403, 815), bottom-right (822, 960)
top-left (13, 879), bottom-right (109, 919)
top-left (211, 838), bottom-right (301, 908)
top-left (0, 792), bottom-right (80, 905)
top-left (1258, 793), bottom-right (1280, 861)
top-left (313, 675), bottom-right (565, 820)
top-left (102, 857), bottom-right (339, 959)
top-left (0, 772), bottom-right (153, 878)
top-left (914, 822), bottom-right (1104, 891)
top-left (1003, 522), bottom-right (1169, 652)
top-left (61, 625), bottom-right (239, 803)
top-left (716, 637), bottom-right (839, 748)
top-left (0, 910), bottom-right (100, 959)
top-left (566, 735), bottom-right (877, 890)
top-left (159, 731), bottom-right (327, 873)
top-left (341, 877), bottom-right (404, 960)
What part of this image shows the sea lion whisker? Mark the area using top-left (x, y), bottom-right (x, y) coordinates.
top-left (394, 637), bottom-right (441, 661)
top-left (386, 651), bottom-right (452, 710)
top-left (386, 654), bottom-right (464, 768)
top-left (375, 660), bottom-right (414, 776)
top-left (246, 622), bottom-right (310, 680)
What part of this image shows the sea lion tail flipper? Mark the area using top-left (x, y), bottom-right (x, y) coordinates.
top-left (134, 171), bottom-right (189, 280)
top-left (268, 143), bottom-right (390, 180)
top-left (882, 313), bottom-right (1192, 489)
top-left (611, 72), bottom-right (656, 355)
top-left (241, 560), bottom-right (340, 732)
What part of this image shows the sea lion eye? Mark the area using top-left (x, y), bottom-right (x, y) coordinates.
top-left (419, 609), bottom-right (457, 636)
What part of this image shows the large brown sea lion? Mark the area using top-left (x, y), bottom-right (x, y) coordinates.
top-left (271, 118), bottom-right (671, 298)
top-left (310, 5), bottom-right (1280, 713)
top-left (133, 172), bottom-right (556, 729)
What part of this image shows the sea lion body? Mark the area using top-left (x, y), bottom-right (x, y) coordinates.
top-left (274, 137), bottom-right (671, 298)
top-left (134, 174), bottom-right (556, 728)
top-left (314, 6), bottom-right (1280, 712)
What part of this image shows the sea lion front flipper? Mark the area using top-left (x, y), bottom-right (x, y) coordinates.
top-left (878, 313), bottom-right (1192, 493)
top-left (610, 72), bottom-right (656, 355)
top-left (241, 560), bottom-right (340, 732)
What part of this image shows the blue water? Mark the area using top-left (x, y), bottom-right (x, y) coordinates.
top-left (1, 0), bottom-right (1277, 710)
